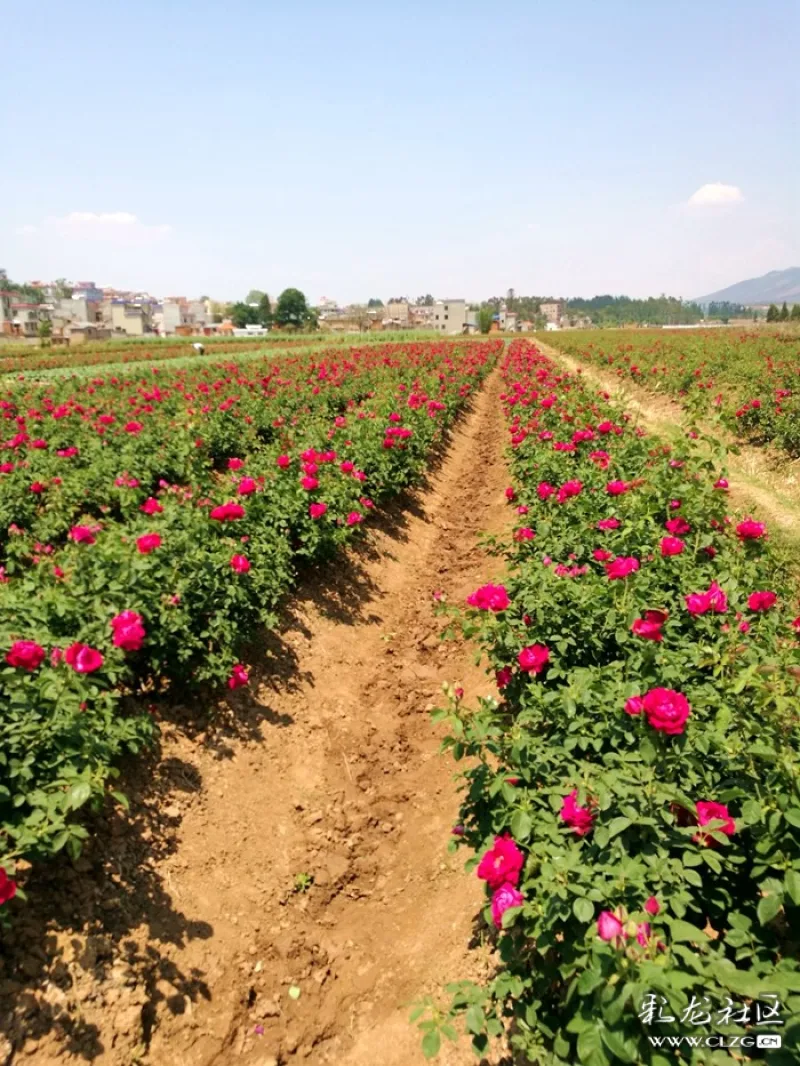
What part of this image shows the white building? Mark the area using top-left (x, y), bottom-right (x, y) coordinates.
top-left (432, 299), bottom-right (468, 334)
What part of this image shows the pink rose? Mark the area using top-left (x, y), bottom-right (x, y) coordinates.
top-left (237, 477), bottom-right (257, 496)
top-left (537, 482), bottom-right (555, 500)
top-left (736, 519), bottom-right (766, 541)
top-left (136, 533), bottom-right (161, 554)
top-left (64, 643), bottom-right (104, 673)
top-left (556, 479), bottom-right (583, 504)
top-left (6, 640), bottom-right (46, 671)
top-left (644, 896), bottom-right (660, 916)
top-left (517, 644), bottom-right (550, 675)
top-left (140, 497), bottom-right (163, 515)
top-left (276, 454), bottom-right (290, 468)
top-left (110, 610), bottom-right (146, 652)
top-left (693, 800), bottom-right (735, 845)
top-left (605, 556), bottom-right (640, 580)
top-left (0, 868), bottom-right (17, 906)
top-left (597, 911), bottom-right (624, 942)
top-left (606, 480), bottom-right (629, 496)
top-left (660, 536), bottom-right (685, 557)
top-left (642, 687), bottom-right (691, 735)
top-left (69, 525), bottom-right (96, 545)
top-left (631, 609), bottom-right (667, 642)
top-left (665, 517), bottom-right (691, 535)
top-left (491, 883), bottom-right (524, 927)
top-left (748, 590), bottom-right (777, 612)
top-left (624, 695), bottom-right (644, 716)
top-left (636, 922), bottom-right (652, 947)
top-left (495, 666), bottom-right (513, 689)
top-left (560, 790), bottom-right (594, 836)
top-left (227, 663), bottom-right (249, 690)
top-left (301, 476), bottom-right (319, 491)
top-left (210, 502), bottom-right (245, 521)
top-left (467, 584), bottom-right (510, 612)
top-left (230, 554), bottom-right (251, 572)
top-left (476, 834), bottom-right (525, 889)
top-left (597, 517), bottom-right (621, 530)
top-left (309, 503), bottom-right (328, 519)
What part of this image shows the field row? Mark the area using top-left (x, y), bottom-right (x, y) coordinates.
top-left (0, 330), bottom-right (434, 378)
top-left (0, 338), bottom-right (501, 882)
top-left (541, 328), bottom-right (800, 458)
top-left (424, 338), bottom-right (800, 1064)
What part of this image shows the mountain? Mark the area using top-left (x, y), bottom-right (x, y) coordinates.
top-left (694, 267), bottom-right (800, 307)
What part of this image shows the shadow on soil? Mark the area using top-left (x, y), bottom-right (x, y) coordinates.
top-left (0, 405), bottom-right (475, 1061)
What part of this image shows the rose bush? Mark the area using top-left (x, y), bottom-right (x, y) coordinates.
top-left (421, 340), bottom-right (800, 1064)
top-left (0, 338), bottom-right (501, 888)
top-left (542, 327), bottom-right (800, 458)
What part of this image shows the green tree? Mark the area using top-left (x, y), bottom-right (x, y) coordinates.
top-left (274, 288), bottom-right (313, 330)
top-left (478, 307), bottom-right (494, 334)
top-left (257, 294), bottom-right (273, 327)
top-left (230, 302), bottom-right (260, 328)
top-left (790, 304), bottom-right (800, 322)
top-left (415, 294), bottom-right (434, 306)
top-left (245, 289), bottom-right (265, 305)
top-left (766, 303), bottom-right (779, 322)
top-left (37, 318), bottom-right (52, 346)
top-left (367, 298), bottom-right (384, 308)
top-left (53, 278), bottom-right (73, 299)
top-left (779, 301), bottom-right (790, 322)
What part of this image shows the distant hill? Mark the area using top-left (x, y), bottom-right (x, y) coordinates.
top-left (694, 267), bottom-right (800, 307)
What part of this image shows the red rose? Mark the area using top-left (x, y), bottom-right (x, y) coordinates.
top-left (642, 687), bottom-right (691, 735)
top-left (517, 644), bottom-right (550, 674)
top-left (6, 640), bottom-right (46, 671)
top-left (136, 533), bottom-right (162, 554)
top-left (64, 643), bottom-right (104, 673)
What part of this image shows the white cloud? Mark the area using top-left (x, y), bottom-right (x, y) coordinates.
top-left (687, 182), bottom-right (744, 207)
top-left (17, 211), bottom-right (171, 244)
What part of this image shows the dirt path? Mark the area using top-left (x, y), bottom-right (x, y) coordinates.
top-left (3, 370), bottom-right (510, 1066)
top-left (540, 340), bottom-right (800, 539)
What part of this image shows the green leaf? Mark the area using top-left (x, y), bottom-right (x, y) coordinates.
top-left (510, 809), bottom-right (532, 841)
top-left (785, 869), bottom-right (800, 906)
top-left (465, 1004), bottom-right (485, 1035)
top-left (68, 782), bottom-right (92, 809)
top-left (757, 892), bottom-right (783, 925)
top-left (606, 816), bottom-right (632, 839)
top-left (573, 897), bottom-right (595, 924)
top-left (577, 967), bottom-right (604, 994)
top-left (577, 1026), bottom-right (610, 1066)
top-left (668, 920), bottom-right (709, 943)
top-left (600, 1027), bottom-right (637, 1063)
top-left (421, 1030), bottom-right (441, 1059)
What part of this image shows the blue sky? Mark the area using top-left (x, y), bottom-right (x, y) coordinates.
top-left (2, 0), bottom-right (797, 303)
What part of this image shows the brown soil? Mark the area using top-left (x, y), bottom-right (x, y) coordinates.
top-left (1, 371), bottom-right (511, 1066)
top-left (540, 340), bottom-right (800, 539)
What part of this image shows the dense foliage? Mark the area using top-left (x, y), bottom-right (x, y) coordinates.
top-left (421, 339), bottom-right (800, 1064)
top-left (542, 328), bottom-right (800, 458)
top-left (0, 338), bottom-right (500, 889)
top-left (564, 297), bottom-right (705, 327)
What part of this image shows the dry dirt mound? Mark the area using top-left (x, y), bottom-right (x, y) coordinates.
top-left (1, 370), bottom-right (511, 1066)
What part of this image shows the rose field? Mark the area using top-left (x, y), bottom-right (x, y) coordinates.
top-left (0, 339), bottom-right (497, 869)
top-left (541, 328), bottom-right (800, 458)
top-left (1, 335), bottom-right (800, 1065)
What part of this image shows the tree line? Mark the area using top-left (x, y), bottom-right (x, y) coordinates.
top-left (227, 288), bottom-right (317, 330)
top-left (766, 302), bottom-right (800, 322)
